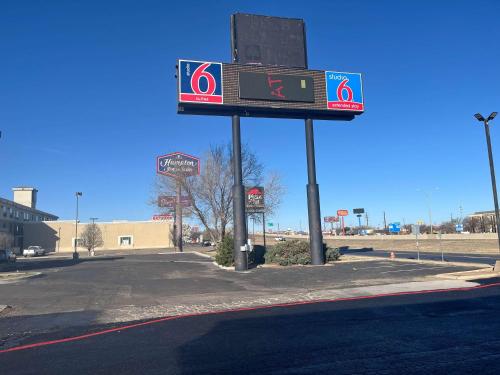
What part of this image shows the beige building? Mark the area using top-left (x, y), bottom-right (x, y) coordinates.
top-left (0, 187), bottom-right (58, 251)
top-left (23, 220), bottom-right (174, 253)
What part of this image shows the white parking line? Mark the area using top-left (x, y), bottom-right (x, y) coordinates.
top-left (352, 265), bottom-right (397, 270)
top-left (381, 266), bottom-right (447, 274)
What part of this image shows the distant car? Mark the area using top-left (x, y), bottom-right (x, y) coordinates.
top-left (201, 241), bottom-right (211, 247)
top-left (23, 246), bottom-right (46, 257)
top-left (0, 249), bottom-right (16, 263)
top-left (275, 237), bottom-right (286, 241)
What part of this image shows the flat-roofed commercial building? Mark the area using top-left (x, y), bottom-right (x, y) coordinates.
top-left (23, 220), bottom-right (173, 253)
top-left (0, 187), bottom-right (58, 251)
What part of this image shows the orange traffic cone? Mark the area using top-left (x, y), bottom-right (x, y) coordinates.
top-left (390, 252), bottom-right (396, 259)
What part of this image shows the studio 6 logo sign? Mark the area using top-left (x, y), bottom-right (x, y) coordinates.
top-left (178, 60), bottom-right (223, 104)
top-left (325, 71), bottom-right (364, 112)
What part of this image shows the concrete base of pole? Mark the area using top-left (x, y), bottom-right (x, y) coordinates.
top-left (307, 183), bottom-right (324, 265)
top-left (233, 184), bottom-right (248, 271)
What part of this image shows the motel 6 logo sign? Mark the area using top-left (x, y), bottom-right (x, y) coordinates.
top-left (178, 60), bottom-right (223, 104)
top-left (325, 71), bottom-right (364, 112)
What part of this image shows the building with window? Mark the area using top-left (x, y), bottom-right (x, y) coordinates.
top-left (23, 220), bottom-right (173, 252)
top-left (0, 187), bottom-right (58, 251)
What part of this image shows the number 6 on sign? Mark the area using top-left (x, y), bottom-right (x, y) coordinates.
top-left (325, 71), bottom-right (364, 112)
top-left (178, 60), bottom-right (223, 104)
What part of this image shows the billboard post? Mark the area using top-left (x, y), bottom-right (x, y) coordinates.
top-left (305, 118), bottom-right (324, 264)
top-left (232, 114), bottom-right (248, 271)
top-left (230, 18), bottom-right (248, 271)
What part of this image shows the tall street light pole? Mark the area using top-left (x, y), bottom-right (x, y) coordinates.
top-left (474, 112), bottom-right (500, 252)
top-left (74, 192), bottom-right (82, 260)
top-left (417, 188), bottom-right (438, 234)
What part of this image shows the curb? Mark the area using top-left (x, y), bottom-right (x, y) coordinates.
top-left (435, 268), bottom-right (500, 280)
top-left (0, 272), bottom-right (42, 284)
top-left (344, 254), bottom-right (491, 268)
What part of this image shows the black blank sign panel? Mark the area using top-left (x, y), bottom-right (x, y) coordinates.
top-left (232, 13), bottom-right (307, 68)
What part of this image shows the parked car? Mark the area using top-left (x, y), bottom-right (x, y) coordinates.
top-left (23, 246), bottom-right (46, 257)
top-left (275, 237), bottom-right (286, 241)
top-left (0, 249), bottom-right (16, 263)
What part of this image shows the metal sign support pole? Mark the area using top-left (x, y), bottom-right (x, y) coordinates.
top-left (232, 115), bottom-right (248, 271)
top-left (263, 212), bottom-right (266, 249)
top-left (305, 118), bottom-right (324, 265)
top-left (175, 180), bottom-right (183, 252)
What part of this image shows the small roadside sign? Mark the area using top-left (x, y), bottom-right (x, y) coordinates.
top-left (455, 224), bottom-right (464, 233)
top-left (337, 209), bottom-right (349, 217)
top-left (411, 224), bottom-right (420, 235)
top-left (388, 223), bottom-right (401, 233)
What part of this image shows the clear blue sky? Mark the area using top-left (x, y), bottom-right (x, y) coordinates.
top-left (1, 0), bottom-right (500, 230)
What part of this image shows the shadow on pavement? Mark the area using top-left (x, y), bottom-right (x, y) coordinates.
top-left (338, 246), bottom-right (374, 254)
top-left (0, 256), bottom-right (124, 273)
top-left (1, 285), bottom-right (500, 374)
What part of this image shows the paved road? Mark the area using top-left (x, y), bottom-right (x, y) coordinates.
top-left (342, 247), bottom-right (500, 265)
top-left (0, 252), bottom-right (481, 351)
top-left (1, 282), bottom-right (500, 374)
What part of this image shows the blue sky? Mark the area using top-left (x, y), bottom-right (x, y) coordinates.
top-left (1, 0), bottom-right (500, 229)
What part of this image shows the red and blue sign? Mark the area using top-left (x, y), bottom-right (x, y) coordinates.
top-left (178, 60), bottom-right (223, 104)
top-left (325, 71), bottom-right (364, 112)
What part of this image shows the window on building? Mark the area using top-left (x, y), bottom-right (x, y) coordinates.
top-left (119, 236), bottom-right (133, 246)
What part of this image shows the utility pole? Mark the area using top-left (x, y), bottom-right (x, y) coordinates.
top-left (73, 192), bottom-right (82, 260)
top-left (383, 211), bottom-right (387, 231)
top-left (365, 212), bottom-right (369, 227)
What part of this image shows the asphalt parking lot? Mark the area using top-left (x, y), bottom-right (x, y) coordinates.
top-left (0, 251), bottom-right (484, 350)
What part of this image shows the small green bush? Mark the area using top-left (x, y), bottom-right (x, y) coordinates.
top-left (325, 245), bottom-right (341, 262)
top-left (215, 236), bottom-right (234, 267)
top-left (264, 240), bottom-right (340, 265)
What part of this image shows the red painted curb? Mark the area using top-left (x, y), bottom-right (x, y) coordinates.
top-left (2, 281), bottom-right (500, 354)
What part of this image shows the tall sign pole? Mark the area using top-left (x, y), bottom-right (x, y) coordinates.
top-left (175, 180), bottom-right (183, 252)
top-left (232, 115), bottom-right (248, 270)
top-left (305, 118), bottom-right (324, 264)
top-left (230, 23), bottom-right (248, 271)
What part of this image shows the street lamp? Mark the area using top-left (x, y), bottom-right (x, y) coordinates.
top-left (474, 112), bottom-right (500, 252)
top-left (74, 192), bottom-right (83, 260)
top-left (417, 187), bottom-right (439, 234)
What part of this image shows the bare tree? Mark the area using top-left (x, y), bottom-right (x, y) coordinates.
top-left (80, 224), bottom-right (104, 255)
top-left (154, 143), bottom-right (284, 241)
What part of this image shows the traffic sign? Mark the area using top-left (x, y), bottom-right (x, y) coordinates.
top-left (455, 224), bottom-right (464, 233)
top-left (388, 223), bottom-right (401, 233)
